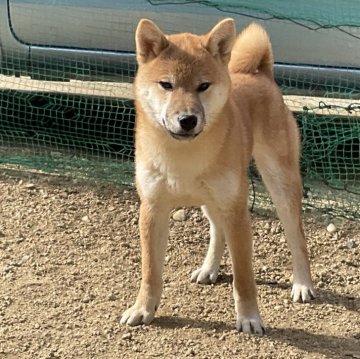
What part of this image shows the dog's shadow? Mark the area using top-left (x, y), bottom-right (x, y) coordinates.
top-left (152, 277), bottom-right (359, 358)
top-left (153, 317), bottom-right (359, 359)
top-left (266, 327), bottom-right (359, 359)
top-left (217, 273), bottom-right (359, 312)
top-left (153, 315), bottom-right (231, 331)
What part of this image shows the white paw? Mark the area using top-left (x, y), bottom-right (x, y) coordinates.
top-left (291, 282), bottom-right (316, 303)
top-left (236, 315), bottom-right (265, 335)
top-left (120, 303), bottom-right (156, 326)
top-left (191, 265), bottom-right (220, 284)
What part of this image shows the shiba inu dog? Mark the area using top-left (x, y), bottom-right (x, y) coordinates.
top-left (120, 18), bottom-right (315, 334)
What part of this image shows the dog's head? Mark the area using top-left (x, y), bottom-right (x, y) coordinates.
top-left (135, 18), bottom-right (236, 141)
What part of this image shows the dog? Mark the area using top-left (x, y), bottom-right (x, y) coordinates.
top-left (120, 18), bottom-right (315, 334)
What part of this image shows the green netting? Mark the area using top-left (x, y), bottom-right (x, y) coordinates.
top-left (0, 1), bottom-right (359, 219)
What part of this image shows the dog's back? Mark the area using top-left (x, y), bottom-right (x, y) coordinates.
top-left (228, 24), bottom-right (300, 161)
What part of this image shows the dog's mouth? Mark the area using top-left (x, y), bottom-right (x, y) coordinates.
top-left (162, 119), bottom-right (201, 141)
top-left (168, 131), bottom-right (200, 141)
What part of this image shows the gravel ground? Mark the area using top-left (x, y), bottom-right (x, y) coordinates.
top-left (0, 169), bottom-right (359, 359)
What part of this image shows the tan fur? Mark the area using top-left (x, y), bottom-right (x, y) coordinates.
top-left (121, 18), bottom-right (315, 334)
top-left (229, 22), bottom-right (273, 77)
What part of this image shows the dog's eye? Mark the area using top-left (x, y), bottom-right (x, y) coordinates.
top-left (197, 82), bottom-right (210, 92)
top-left (159, 81), bottom-right (173, 91)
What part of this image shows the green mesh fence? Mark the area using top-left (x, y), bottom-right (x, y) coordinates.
top-left (0, 1), bottom-right (359, 219)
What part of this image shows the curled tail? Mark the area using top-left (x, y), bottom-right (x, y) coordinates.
top-left (228, 23), bottom-right (274, 79)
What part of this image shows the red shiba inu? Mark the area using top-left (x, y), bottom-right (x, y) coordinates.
top-left (120, 18), bottom-right (315, 334)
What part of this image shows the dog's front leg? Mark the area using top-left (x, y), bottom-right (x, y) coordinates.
top-left (223, 204), bottom-right (265, 335)
top-left (121, 201), bottom-right (169, 326)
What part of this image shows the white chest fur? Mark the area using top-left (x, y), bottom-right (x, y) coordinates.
top-left (136, 156), bottom-right (241, 209)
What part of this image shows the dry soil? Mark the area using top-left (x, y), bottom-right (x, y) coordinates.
top-left (0, 170), bottom-right (359, 359)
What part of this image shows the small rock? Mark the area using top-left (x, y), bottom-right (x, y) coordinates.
top-left (107, 293), bottom-right (117, 301)
top-left (50, 151), bottom-right (62, 157)
top-left (263, 222), bottom-right (271, 234)
top-left (346, 240), bottom-right (357, 249)
top-left (186, 349), bottom-right (196, 356)
top-left (270, 223), bottom-right (281, 234)
top-left (172, 209), bottom-right (186, 221)
top-left (25, 183), bottom-right (36, 189)
top-left (20, 255), bottom-right (31, 264)
top-left (82, 293), bottom-right (95, 303)
top-left (122, 333), bottom-right (132, 340)
top-left (16, 237), bottom-right (25, 243)
top-left (326, 223), bottom-right (337, 234)
top-left (330, 232), bottom-right (340, 241)
top-left (81, 215), bottom-right (91, 223)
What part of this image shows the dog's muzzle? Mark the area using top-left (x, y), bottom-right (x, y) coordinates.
top-left (178, 115), bottom-right (197, 132)
top-left (163, 115), bottom-right (202, 141)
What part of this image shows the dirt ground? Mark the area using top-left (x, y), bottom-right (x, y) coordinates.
top-left (0, 169), bottom-right (359, 359)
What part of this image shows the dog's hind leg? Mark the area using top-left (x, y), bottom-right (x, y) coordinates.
top-left (191, 205), bottom-right (225, 284)
top-left (253, 135), bottom-right (315, 303)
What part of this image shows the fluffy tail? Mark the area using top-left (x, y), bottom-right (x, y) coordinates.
top-left (228, 23), bottom-right (273, 79)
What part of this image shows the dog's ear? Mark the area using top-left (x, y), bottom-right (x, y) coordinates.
top-left (135, 19), bottom-right (169, 64)
top-left (205, 18), bottom-right (236, 63)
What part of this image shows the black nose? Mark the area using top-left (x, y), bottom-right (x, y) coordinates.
top-left (178, 115), bottom-right (197, 132)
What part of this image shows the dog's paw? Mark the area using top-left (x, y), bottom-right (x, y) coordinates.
top-left (291, 282), bottom-right (316, 303)
top-left (120, 304), bottom-right (156, 326)
top-left (236, 315), bottom-right (265, 335)
top-left (191, 265), bottom-right (219, 284)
